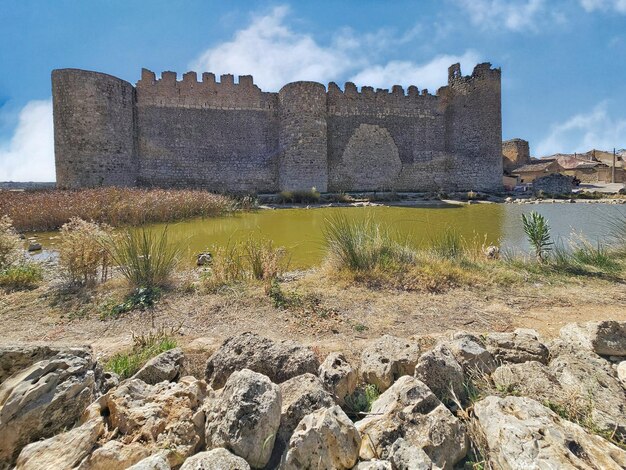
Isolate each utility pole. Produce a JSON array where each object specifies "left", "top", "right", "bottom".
[{"left": 613, "top": 148, "right": 617, "bottom": 184}]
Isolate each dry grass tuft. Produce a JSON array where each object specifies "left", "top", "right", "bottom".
[{"left": 58, "top": 218, "right": 114, "bottom": 286}]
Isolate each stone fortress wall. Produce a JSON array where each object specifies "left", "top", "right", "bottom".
[{"left": 52, "top": 63, "right": 503, "bottom": 192}]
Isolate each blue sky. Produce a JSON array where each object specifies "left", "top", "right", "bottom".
[{"left": 1, "top": 0, "right": 625, "bottom": 181}]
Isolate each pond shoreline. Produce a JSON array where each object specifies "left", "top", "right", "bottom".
[{"left": 260, "top": 196, "right": 626, "bottom": 210}]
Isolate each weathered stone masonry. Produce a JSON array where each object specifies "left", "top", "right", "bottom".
[{"left": 52, "top": 63, "right": 502, "bottom": 192}]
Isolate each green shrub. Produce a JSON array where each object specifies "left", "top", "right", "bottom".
[
  {"left": 430, "top": 228, "right": 464, "bottom": 260},
  {"left": 104, "top": 286, "right": 162, "bottom": 318},
  {"left": 105, "top": 330, "right": 177, "bottom": 379},
  {"left": 267, "top": 279, "right": 302, "bottom": 309},
  {"left": 343, "top": 384, "right": 380, "bottom": 418},
  {"left": 521, "top": 211, "right": 552, "bottom": 263},
  {"left": 323, "top": 215, "right": 414, "bottom": 271},
  {"left": 0, "top": 264, "right": 43, "bottom": 290},
  {"left": 58, "top": 218, "right": 114, "bottom": 286},
  {"left": 107, "top": 226, "right": 180, "bottom": 289},
  {"left": 571, "top": 238, "right": 619, "bottom": 272}
]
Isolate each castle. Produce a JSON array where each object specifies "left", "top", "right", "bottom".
[{"left": 52, "top": 63, "right": 502, "bottom": 193}]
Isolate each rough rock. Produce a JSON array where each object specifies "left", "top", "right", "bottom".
[
  {"left": 360, "top": 335, "right": 420, "bottom": 392},
  {"left": 318, "top": 352, "right": 357, "bottom": 405},
  {"left": 352, "top": 460, "right": 393, "bottom": 469},
  {"left": 205, "top": 369, "right": 281, "bottom": 469},
  {"left": 389, "top": 438, "right": 433, "bottom": 470},
  {"left": 283, "top": 405, "right": 361, "bottom": 470},
  {"left": 549, "top": 351, "right": 626, "bottom": 438},
  {"left": 492, "top": 361, "right": 563, "bottom": 402},
  {"left": 204, "top": 332, "right": 319, "bottom": 389},
  {"left": 560, "top": 321, "right": 626, "bottom": 356},
  {"left": 618, "top": 361, "right": 626, "bottom": 387},
  {"left": 268, "top": 373, "right": 334, "bottom": 467},
  {"left": 483, "top": 330, "right": 549, "bottom": 364},
  {"left": 132, "top": 347, "right": 184, "bottom": 385},
  {"left": 0, "top": 344, "right": 60, "bottom": 384},
  {"left": 179, "top": 448, "right": 250, "bottom": 470},
  {"left": 414, "top": 344, "right": 465, "bottom": 402},
  {"left": 76, "top": 441, "right": 150, "bottom": 469},
  {"left": 127, "top": 454, "right": 171, "bottom": 470},
  {"left": 446, "top": 333, "right": 496, "bottom": 374},
  {"left": 79, "top": 376, "right": 206, "bottom": 468},
  {"left": 15, "top": 418, "right": 104, "bottom": 470},
  {"left": 0, "top": 348, "right": 98, "bottom": 468},
  {"left": 474, "top": 396, "right": 626, "bottom": 469},
  {"left": 355, "top": 376, "right": 467, "bottom": 469}
]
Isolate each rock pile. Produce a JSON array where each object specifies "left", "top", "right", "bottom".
[{"left": 0, "top": 321, "right": 625, "bottom": 469}]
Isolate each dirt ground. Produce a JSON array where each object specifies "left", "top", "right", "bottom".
[{"left": 2, "top": 268, "right": 625, "bottom": 365}]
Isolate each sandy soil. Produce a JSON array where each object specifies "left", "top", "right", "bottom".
[{"left": 1, "top": 269, "right": 625, "bottom": 363}]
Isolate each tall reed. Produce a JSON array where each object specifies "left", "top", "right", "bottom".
[{"left": 0, "top": 188, "right": 235, "bottom": 232}]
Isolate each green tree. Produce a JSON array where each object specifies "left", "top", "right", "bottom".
[{"left": 521, "top": 211, "right": 552, "bottom": 263}]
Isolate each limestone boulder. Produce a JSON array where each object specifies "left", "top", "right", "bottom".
[
  {"left": 205, "top": 369, "right": 281, "bottom": 469},
  {"left": 360, "top": 335, "right": 420, "bottom": 392},
  {"left": 283, "top": 405, "right": 361, "bottom": 470},
  {"left": 560, "top": 321, "right": 626, "bottom": 356},
  {"left": 15, "top": 418, "right": 104, "bottom": 470},
  {"left": 0, "top": 348, "right": 98, "bottom": 468},
  {"left": 549, "top": 351, "right": 626, "bottom": 439},
  {"left": 79, "top": 376, "right": 206, "bottom": 468},
  {"left": 127, "top": 454, "right": 171, "bottom": 470},
  {"left": 483, "top": 330, "right": 549, "bottom": 364},
  {"left": 268, "top": 373, "right": 334, "bottom": 467},
  {"left": 319, "top": 352, "right": 357, "bottom": 405},
  {"left": 388, "top": 438, "right": 433, "bottom": 470},
  {"left": 180, "top": 448, "right": 250, "bottom": 470},
  {"left": 491, "top": 361, "right": 563, "bottom": 402},
  {"left": 474, "top": 396, "right": 626, "bottom": 469},
  {"left": 447, "top": 333, "right": 497, "bottom": 374},
  {"left": 414, "top": 344, "right": 465, "bottom": 402},
  {"left": 204, "top": 332, "right": 319, "bottom": 389},
  {"left": 132, "top": 347, "right": 184, "bottom": 385},
  {"left": 355, "top": 376, "right": 467, "bottom": 469}
]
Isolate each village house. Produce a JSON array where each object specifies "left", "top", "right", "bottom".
[{"left": 511, "top": 160, "right": 564, "bottom": 184}]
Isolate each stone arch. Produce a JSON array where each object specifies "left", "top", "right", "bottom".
[{"left": 340, "top": 124, "right": 402, "bottom": 190}]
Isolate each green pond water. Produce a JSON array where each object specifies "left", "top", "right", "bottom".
[{"left": 32, "top": 203, "right": 626, "bottom": 268}]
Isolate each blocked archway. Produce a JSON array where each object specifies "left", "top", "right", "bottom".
[{"left": 340, "top": 124, "right": 402, "bottom": 190}]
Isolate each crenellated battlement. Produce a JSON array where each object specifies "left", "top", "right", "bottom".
[
  {"left": 444, "top": 62, "right": 501, "bottom": 92},
  {"left": 136, "top": 68, "right": 278, "bottom": 110},
  {"left": 326, "top": 81, "right": 438, "bottom": 118}
]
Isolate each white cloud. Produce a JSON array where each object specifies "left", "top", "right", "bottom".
[
  {"left": 349, "top": 51, "right": 482, "bottom": 91},
  {"left": 191, "top": 5, "right": 480, "bottom": 93},
  {"left": 190, "top": 6, "right": 357, "bottom": 91},
  {"left": 0, "top": 99, "right": 55, "bottom": 182},
  {"left": 580, "top": 0, "right": 626, "bottom": 13},
  {"left": 536, "top": 102, "right": 626, "bottom": 156},
  {"left": 454, "top": 0, "right": 546, "bottom": 31}
]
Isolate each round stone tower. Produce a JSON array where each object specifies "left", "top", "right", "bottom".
[
  {"left": 52, "top": 69, "right": 137, "bottom": 188},
  {"left": 278, "top": 81, "right": 328, "bottom": 192}
]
